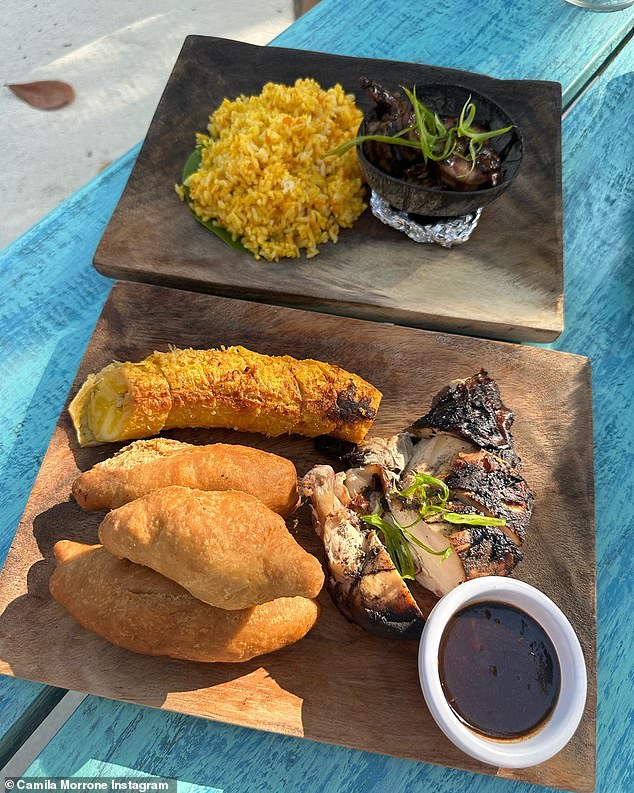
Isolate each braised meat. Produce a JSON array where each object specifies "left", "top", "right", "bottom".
[
  {"left": 359, "top": 77, "right": 420, "bottom": 175},
  {"left": 358, "top": 80, "right": 507, "bottom": 191}
]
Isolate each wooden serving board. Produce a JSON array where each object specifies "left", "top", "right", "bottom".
[
  {"left": 94, "top": 36, "right": 563, "bottom": 344},
  {"left": 0, "top": 283, "right": 594, "bottom": 791}
]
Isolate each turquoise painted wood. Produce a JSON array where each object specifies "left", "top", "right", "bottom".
[
  {"left": 19, "top": 43, "right": 634, "bottom": 793},
  {"left": 552, "top": 42, "right": 634, "bottom": 793},
  {"left": 272, "top": 0, "right": 634, "bottom": 109},
  {"left": 0, "top": 149, "right": 136, "bottom": 756},
  {"left": 22, "top": 694, "right": 583, "bottom": 793},
  {"left": 0, "top": 146, "right": 139, "bottom": 567},
  {"left": 0, "top": 0, "right": 632, "bottom": 785},
  {"left": 0, "top": 681, "right": 64, "bottom": 767}
]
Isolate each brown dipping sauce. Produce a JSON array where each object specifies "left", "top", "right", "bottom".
[{"left": 439, "top": 601, "right": 561, "bottom": 739}]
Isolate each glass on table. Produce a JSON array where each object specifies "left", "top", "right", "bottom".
[{"left": 565, "top": 0, "right": 634, "bottom": 10}]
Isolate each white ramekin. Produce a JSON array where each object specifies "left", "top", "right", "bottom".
[{"left": 418, "top": 576, "right": 587, "bottom": 768}]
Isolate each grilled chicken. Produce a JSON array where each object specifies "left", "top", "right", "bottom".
[
  {"left": 302, "top": 465, "right": 425, "bottom": 639},
  {"left": 388, "top": 497, "right": 466, "bottom": 595},
  {"left": 349, "top": 432, "right": 415, "bottom": 477},
  {"left": 409, "top": 369, "right": 520, "bottom": 468},
  {"left": 449, "top": 525, "right": 522, "bottom": 580},
  {"left": 303, "top": 371, "right": 533, "bottom": 639},
  {"left": 388, "top": 495, "right": 522, "bottom": 597},
  {"left": 402, "top": 431, "right": 475, "bottom": 483},
  {"left": 445, "top": 450, "right": 533, "bottom": 544}
]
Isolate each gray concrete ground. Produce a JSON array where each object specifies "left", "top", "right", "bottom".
[{"left": 0, "top": 1, "right": 295, "bottom": 248}]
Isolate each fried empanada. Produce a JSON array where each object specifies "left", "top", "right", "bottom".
[
  {"left": 72, "top": 438, "right": 299, "bottom": 516},
  {"left": 98, "top": 486, "right": 324, "bottom": 609},
  {"left": 50, "top": 541, "right": 319, "bottom": 662}
]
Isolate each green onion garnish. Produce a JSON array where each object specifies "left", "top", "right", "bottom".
[
  {"left": 327, "top": 92, "right": 512, "bottom": 170},
  {"left": 359, "top": 468, "right": 507, "bottom": 578},
  {"left": 441, "top": 513, "right": 507, "bottom": 527},
  {"left": 360, "top": 514, "right": 418, "bottom": 580},
  {"left": 396, "top": 472, "right": 506, "bottom": 528}
]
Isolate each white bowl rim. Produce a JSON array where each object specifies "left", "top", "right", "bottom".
[{"left": 418, "top": 576, "right": 587, "bottom": 768}]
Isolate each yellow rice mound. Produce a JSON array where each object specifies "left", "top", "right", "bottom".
[{"left": 177, "top": 78, "right": 366, "bottom": 262}]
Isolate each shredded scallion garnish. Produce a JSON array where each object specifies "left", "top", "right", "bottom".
[
  {"left": 360, "top": 514, "right": 418, "bottom": 580},
  {"left": 360, "top": 470, "right": 507, "bottom": 579},
  {"left": 327, "top": 91, "right": 512, "bottom": 170},
  {"left": 397, "top": 472, "right": 507, "bottom": 527}
]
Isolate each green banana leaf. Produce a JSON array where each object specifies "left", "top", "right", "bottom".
[{"left": 181, "top": 149, "right": 249, "bottom": 254}]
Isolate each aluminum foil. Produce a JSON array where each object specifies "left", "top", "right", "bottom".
[{"left": 370, "top": 191, "right": 482, "bottom": 248}]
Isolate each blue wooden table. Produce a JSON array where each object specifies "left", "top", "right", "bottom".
[{"left": 1, "top": 0, "right": 633, "bottom": 790}]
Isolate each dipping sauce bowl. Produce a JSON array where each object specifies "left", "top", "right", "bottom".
[{"left": 418, "top": 576, "right": 587, "bottom": 768}]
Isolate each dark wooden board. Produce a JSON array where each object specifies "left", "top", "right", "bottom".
[
  {"left": 0, "top": 282, "right": 594, "bottom": 791},
  {"left": 94, "top": 36, "right": 563, "bottom": 344}
]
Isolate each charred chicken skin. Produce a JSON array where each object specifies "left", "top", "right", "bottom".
[
  {"left": 301, "top": 465, "right": 425, "bottom": 639},
  {"left": 303, "top": 371, "right": 533, "bottom": 639},
  {"left": 409, "top": 369, "right": 520, "bottom": 467}
]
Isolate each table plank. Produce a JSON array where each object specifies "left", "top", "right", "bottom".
[
  {"left": 0, "top": 681, "right": 64, "bottom": 768},
  {"left": 14, "top": 38, "right": 634, "bottom": 793},
  {"left": 550, "top": 42, "right": 634, "bottom": 793},
  {"left": 19, "top": 696, "right": 581, "bottom": 793},
  {"left": 273, "top": 0, "right": 634, "bottom": 108}
]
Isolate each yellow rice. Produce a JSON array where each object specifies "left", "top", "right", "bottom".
[{"left": 177, "top": 78, "right": 366, "bottom": 262}]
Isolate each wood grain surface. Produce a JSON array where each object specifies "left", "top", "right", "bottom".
[
  {"left": 0, "top": 282, "right": 595, "bottom": 791},
  {"left": 94, "top": 36, "right": 563, "bottom": 344}
]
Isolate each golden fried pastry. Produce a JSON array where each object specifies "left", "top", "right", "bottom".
[
  {"left": 98, "top": 486, "right": 324, "bottom": 609},
  {"left": 72, "top": 438, "right": 299, "bottom": 516},
  {"left": 50, "top": 541, "right": 319, "bottom": 662},
  {"left": 69, "top": 345, "right": 381, "bottom": 447}
]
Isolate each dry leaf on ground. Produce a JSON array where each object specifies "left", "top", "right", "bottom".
[{"left": 7, "top": 80, "right": 75, "bottom": 110}]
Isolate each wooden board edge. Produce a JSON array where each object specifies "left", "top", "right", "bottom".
[
  {"left": 577, "top": 357, "right": 597, "bottom": 793},
  {"left": 183, "top": 35, "right": 566, "bottom": 95},
  {"left": 0, "top": 662, "right": 594, "bottom": 793},
  {"left": 109, "top": 280, "right": 580, "bottom": 362},
  {"left": 91, "top": 268, "right": 565, "bottom": 345}
]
